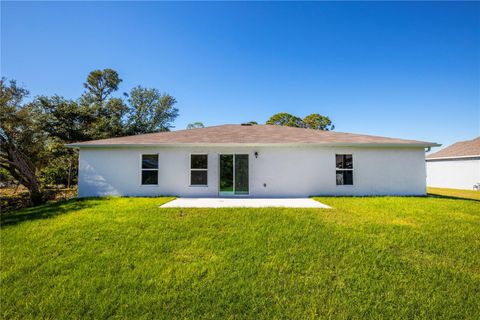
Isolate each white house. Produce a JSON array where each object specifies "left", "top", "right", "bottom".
[
  {"left": 67, "top": 124, "right": 439, "bottom": 198},
  {"left": 426, "top": 137, "right": 480, "bottom": 190}
]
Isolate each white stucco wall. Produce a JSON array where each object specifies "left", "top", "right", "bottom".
[
  {"left": 426, "top": 158, "right": 480, "bottom": 190},
  {"left": 77, "top": 146, "right": 427, "bottom": 197}
]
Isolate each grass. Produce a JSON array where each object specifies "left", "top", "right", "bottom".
[
  {"left": 1, "top": 196, "right": 479, "bottom": 319},
  {"left": 428, "top": 187, "right": 480, "bottom": 201}
]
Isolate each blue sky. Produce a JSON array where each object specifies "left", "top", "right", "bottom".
[{"left": 2, "top": 1, "right": 479, "bottom": 148}]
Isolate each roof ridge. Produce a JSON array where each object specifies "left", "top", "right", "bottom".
[
  {"left": 66, "top": 124, "right": 440, "bottom": 147},
  {"left": 68, "top": 124, "right": 242, "bottom": 144}
]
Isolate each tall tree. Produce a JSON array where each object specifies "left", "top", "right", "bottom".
[
  {"left": 186, "top": 122, "right": 205, "bottom": 129},
  {"left": 87, "top": 97, "right": 129, "bottom": 139},
  {"left": 0, "top": 79, "right": 46, "bottom": 204},
  {"left": 28, "top": 95, "right": 94, "bottom": 188},
  {"left": 127, "top": 86, "right": 178, "bottom": 134},
  {"left": 82, "top": 69, "right": 122, "bottom": 103},
  {"left": 80, "top": 69, "right": 128, "bottom": 139},
  {"left": 266, "top": 112, "right": 304, "bottom": 128},
  {"left": 1, "top": 70, "right": 180, "bottom": 200},
  {"left": 303, "top": 114, "right": 335, "bottom": 131}
]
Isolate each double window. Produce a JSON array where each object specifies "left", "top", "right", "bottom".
[
  {"left": 336, "top": 154, "right": 353, "bottom": 185},
  {"left": 190, "top": 154, "right": 208, "bottom": 186},
  {"left": 141, "top": 154, "right": 159, "bottom": 185}
]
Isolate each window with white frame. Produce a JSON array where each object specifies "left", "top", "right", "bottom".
[
  {"left": 336, "top": 154, "right": 353, "bottom": 185},
  {"left": 190, "top": 154, "right": 208, "bottom": 186},
  {"left": 141, "top": 154, "right": 159, "bottom": 185}
]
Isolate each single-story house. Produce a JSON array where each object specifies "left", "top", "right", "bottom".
[
  {"left": 426, "top": 137, "right": 480, "bottom": 190},
  {"left": 67, "top": 124, "right": 439, "bottom": 197}
]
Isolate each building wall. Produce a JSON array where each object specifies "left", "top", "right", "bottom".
[
  {"left": 426, "top": 158, "right": 480, "bottom": 190},
  {"left": 78, "top": 146, "right": 427, "bottom": 197}
]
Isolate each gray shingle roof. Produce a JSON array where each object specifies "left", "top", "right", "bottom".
[
  {"left": 67, "top": 124, "right": 439, "bottom": 147},
  {"left": 427, "top": 137, "right": 480, "bottom": 159}
]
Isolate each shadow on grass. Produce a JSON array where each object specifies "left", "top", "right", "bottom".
[
  {"left": 427, "top": 193, "right": 480, "bottom": 203},
  {"left": 0, "top": 197, "right": 100, "bottom": 228}
]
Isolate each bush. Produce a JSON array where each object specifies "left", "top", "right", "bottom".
[
  {"left": 0, "top": 168, "right": 15, "bottom": 188},
  {"left": 0, "top": 186, "right": 77, "bottom": 213},
  {"left": 40, "top": 159, "right": 78, "bottom": 186},
  {"left": 39, "top": 141, "right": 78, "bottom": 186}
]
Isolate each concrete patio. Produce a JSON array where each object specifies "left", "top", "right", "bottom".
[{"left": 160, "top": 198, "right": 331, "bottom": 208}]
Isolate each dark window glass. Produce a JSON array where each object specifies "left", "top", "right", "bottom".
[
  {"left": 142, "top": 170, "right": 158, "bottom": 185},
  {"left": 219, "top": 155, "right": 234, "bottom": 192},
  {"left": 344, "top": 155, "right": 353, "bottom": 169},
  {"left": 336, "top": 170, "right": 353, "bottom": 185},
  {"left": 191, "top": 154, "right": 208, "bottom": 169},
  {"left": 336, "top": 154, "right": 344, "bottom": 169},
  {"left": 142, "top": 154, "right": 158, "bottom": 169},
  {"left": 234, "top": 154, "right": 249, "bottom": 194},
  {"left": 343, "top": 171, "right": 353, "bottom": 185},
  {"left": 336, "top": 154, "right": 353, "bottom": 169},
  {"left": 191, "top": 170, "right": 208, "bottom": 185}
]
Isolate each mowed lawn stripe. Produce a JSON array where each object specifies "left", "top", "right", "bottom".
[
  {"left": 1, "top": 196, "right": 479, "bottom": 319},
  {"left": 427, "top": 187, "right": 480, "bottom": 201}
]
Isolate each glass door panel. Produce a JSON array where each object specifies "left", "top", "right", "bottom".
[
  {"left": 219, "top": 154, "right": 234, "bottom": 195},
  {"left": 234, "top": 154, "right": 249, "bottom": 195}
]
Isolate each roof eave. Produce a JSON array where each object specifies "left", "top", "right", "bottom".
[
  {"left": 426, "top": 154, "right": 480, "bottom": 160},
  {"left": 66, "top": 142, "right": 440, "bottom": 148}
]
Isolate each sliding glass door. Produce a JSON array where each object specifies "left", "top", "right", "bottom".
[
  {"left": 234, "top": 154, "right": 249, "bottom": 195},
  {"left": 219, "top": 155, "right": 234, "bottom": 195},
  {"left": 219, "top": 154, "right": 249, "bottom": 196}
]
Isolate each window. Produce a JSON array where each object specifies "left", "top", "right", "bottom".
[
  {"left": 141, "top": 154, "right": 158, "bottom": 185},
  {"left": 190, "top": 154, "right": 208, "bottom": 186},
  {"left": 336, "top": 154, "right": 353, "bottom": 185}
]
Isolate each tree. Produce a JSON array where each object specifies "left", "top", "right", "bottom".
[
  {"left": 82, "top": 69, "right": 122, "bottom": 103},
  {"left": 266, "top": 113, "right": 304, "bottom": 128},
  {"left": 31, "top": 95, "right": 91, "bottom": 142},
  {"left": 303, "top": 113, "right": 335, "bottom": 131},
  {"left": 80, "top": 69, "right": 129, "bottom": 139},
  {"left": 245, "top": 121, "right": 258, "bottom": 125},
  {"left": 1, "top": 70, "right": 180, "bottom": 202},
  {"left": 27, "top": 70, "right": 129, "bottom": 189},
  {"left": 39, "top": 138, "right": 78, "bottom": 187},
  {"left": 127, "top": 86, "right": 178, "bottom": 134},
  {"left": 86, "top": 97, "right": 129, "bottom": 139},
  {"left": 266, "top": 112, "right": 335, "bottom": 131},
  {"left": 0, "top": 79, "right": 47, "bottom": 204},
  {"left": 186, "top": 122, "right": 205, "bottom": 129}
]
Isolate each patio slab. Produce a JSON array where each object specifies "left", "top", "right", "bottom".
[{"left": 160, "top": 198, "right": 331, "bottom": 208}]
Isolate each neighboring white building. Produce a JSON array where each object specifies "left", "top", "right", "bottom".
[
  {"left": 426, "top": 137, "right": 480, "bottom": 190},
  {"left": 67, "top": 124, "right": 439, "bottom": 198}
]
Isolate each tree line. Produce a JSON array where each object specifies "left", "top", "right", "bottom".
[
  {"left": 188, "top": 113, "right": 334, "bottom": 131},
  {"left": 1, "top": 69, "right": 178, "bottom": 204}
]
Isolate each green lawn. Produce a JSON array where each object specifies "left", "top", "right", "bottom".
[
  {"left": 428, "top": 187, "right": 480, "bottom": 201},
  {"left": 1, "top": 196, "right": 479, "bottom": 319}
]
